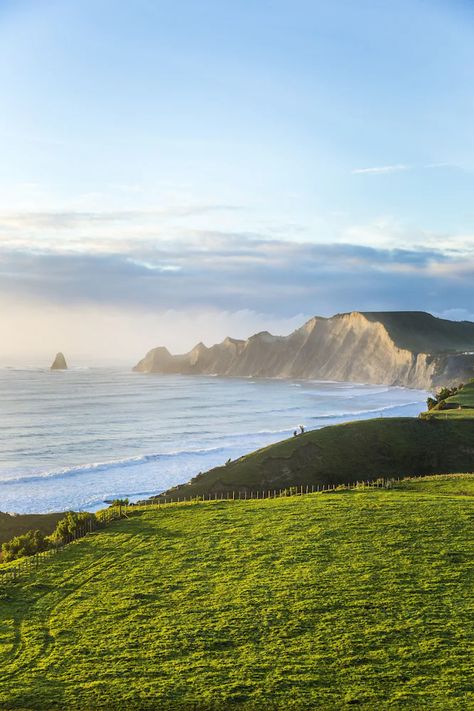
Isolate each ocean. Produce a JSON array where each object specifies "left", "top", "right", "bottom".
[{"left": 0, "top": 368, "right": 428, "bottom": 513}]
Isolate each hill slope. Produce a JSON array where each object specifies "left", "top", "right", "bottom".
[
  {"left": 1, "top": 476, "right": 473, "bottom": 710},
  {"left": 133, "top": 311, "right": 474, "bottom": 388},
  {"left": 423, "top": 379, "right": 474, "bottom": 420},
  {"left": 0, "top": 511, "right": 65, "bottom": 547},
  {"left": 155, "top": 417, "right": 474, "bottom": 499},
  {"left": 446, "top": 379, "right": 474, "bottom": 408}
]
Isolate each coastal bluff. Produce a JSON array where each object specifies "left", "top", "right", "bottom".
[
  {"left": 50, "top": 352, "right": 68, "bottom": 370},
  {"left": 133, "top": 311, "right": 474, "bottom": 389}
]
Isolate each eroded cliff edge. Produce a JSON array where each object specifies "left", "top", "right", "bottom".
[{"left": 133, "top": 311, "right": 474, "bottom": 388}]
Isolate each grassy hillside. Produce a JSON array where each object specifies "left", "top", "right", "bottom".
[
  {"left": 0, "top": 512, "right": 65, "bottom": 547},
  {"left": 445, "top": 379, "right": 474, "bottom": 407},
  {"left": 362, "top": 311, "right": 474, "bottom": 353},
  {"left": 426, "top": 408, "right": 474, "bottom": 419},
  {"left": 157, "top": 417, "right": 474, "bottom": 499},
  {"left": 425, "top": 380, "right": 474, "bottom": 420},
  {"left": 0, "top": 475, "right": 473, "bottom": 710}
]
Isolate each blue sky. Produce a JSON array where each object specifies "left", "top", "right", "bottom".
[{"left": 0, "top": 0, "right": 473, "bottom": 361}]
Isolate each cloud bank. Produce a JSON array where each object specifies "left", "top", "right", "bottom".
[
  {"left": 0, "top": 234, "right": 471, "bottom": 312},
  {"left": 0, "top": 216, "right": 472, "bottom": 363}
]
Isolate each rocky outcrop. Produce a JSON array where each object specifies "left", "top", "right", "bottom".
[
  {"left": 50, "top": 352, "right": 68, "bottom": 370},
  {"left": 133, "top": 311, "right": 474, "bottom": 389}
]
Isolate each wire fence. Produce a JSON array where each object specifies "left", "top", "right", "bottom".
[
  {"left": 141, "top": 476, "right": 403, "bottom": 506},
  {"left": 0, "top": 505, "right": 122, "bottom": 584},
  {"left": 0, "top": 475, "right": 417, "bottom": 584}
]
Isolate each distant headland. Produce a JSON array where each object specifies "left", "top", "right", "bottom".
[{"left": 133, "top": 311, "right": 474, "bottom": 389}]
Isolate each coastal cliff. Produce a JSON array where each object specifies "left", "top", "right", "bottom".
[{"left": 133, "top": 311, "right": 474, "bottom": 388}]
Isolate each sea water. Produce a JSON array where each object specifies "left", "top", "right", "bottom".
[{"left": 0, "top": 368, "right": 428, "bottom": 513}]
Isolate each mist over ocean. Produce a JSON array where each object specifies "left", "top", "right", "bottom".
[{"left": 0, "top": 368, "right": 428, "bottom": 513}]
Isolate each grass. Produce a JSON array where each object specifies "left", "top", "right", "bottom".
[
  {"left": 159, "top": 417, "right": 474, "bottom": 498},
  {"left": 362, "top": 311, "right": 474, "bottom": 354},
  {"left": 0, "top": 475, "right": 473, "bottom": 710},
  {"left": 445, "top": 380, "right": 474, "bottom": 408},
  {"left": 0, "top": 512, "right": 65, "bottom": 548},
  {"left": 425, "top": 380, "right": 474, "bottom": 421},
  {"left": 426, "top": 408, "right": 474, "bottom": 420},
  {"left": 393, "top": 472, "right": 474, "bottom": 495}
]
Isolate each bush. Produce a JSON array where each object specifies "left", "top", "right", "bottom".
[
  {"left": 426, "top": 384, "right": 463, "bottom": 411},
  {"left": 1, "top": 512, "right": 100, "bottom": 563},
  {"left": 48, "top": 511, "right": 98, "bottom": 546},
  {"left": 2, "top": 529, "right": 48, "bottom": 563}
]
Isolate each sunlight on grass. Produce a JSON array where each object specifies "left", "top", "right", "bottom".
[{"left": 0, "top": 475, "right": 473, "bottom": 709}]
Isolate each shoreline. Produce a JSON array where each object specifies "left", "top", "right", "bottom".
[{"left": 0, "top": 373, "right": 428, "bottom": 515}]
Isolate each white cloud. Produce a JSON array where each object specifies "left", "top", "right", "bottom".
[
  {"left": 352, "top": 164, "right": 410, "bottom": 175},
  {"left": 127, "top": 259, "right": 182, "bottom": 272},
  {"left": 343, "top": 219, "right": 474, "bottom": 256}
]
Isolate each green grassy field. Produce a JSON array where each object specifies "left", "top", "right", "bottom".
[
  {"left": 426, "top": 408, "right": 474, "bottom": 420},
  {"left": 157, "top": 417, "right": 474, "bottom": 499},
  {"left": 1, "top": 475, "right": 473, "bottom": 710}
]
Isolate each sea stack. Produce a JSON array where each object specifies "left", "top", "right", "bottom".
[{"left": 50, "top": 352, "right": 68, "bottom": 370}]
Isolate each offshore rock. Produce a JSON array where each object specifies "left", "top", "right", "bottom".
[{"left": 50, "top": 352, "right": 68, "bottom": 370}]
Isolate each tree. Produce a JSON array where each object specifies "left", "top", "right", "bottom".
[
  {"left": 2, "top": 530, "right": 47, "bottom": 562},
  {"left": 110, "top": 498, "right": 129, "bottom": 516},
  {"left": 426, "top": 384, "right": 463, "bottom": 410},
  {"left": 48, "top": 511, "right": 97, "bottom": 545}
]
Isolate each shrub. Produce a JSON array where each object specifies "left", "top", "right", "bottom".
[
  {"left": 426, "top": 384, "right": 463, "bottom": 411},
  {"left": 2, "top": 529, "right": 48, "bottom": 563},
  {"left": 48, "top": 511, "right": 98, "bottom": 546},
  {"left": 109, "top": 499, "right": 129, "bottom": 515}
]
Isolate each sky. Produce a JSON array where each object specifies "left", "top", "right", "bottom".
[{"left": 0, "top": 0, "right": 473, "bottom": 364}]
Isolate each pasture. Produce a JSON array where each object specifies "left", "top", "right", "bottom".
[{"left": 0, "top": 475, "right": 473, "bottom": 709}]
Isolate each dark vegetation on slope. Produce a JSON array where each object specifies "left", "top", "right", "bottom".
[
  {"left": 153, "top": 417, "right": 474, "bottom": 500},
  {"left": 445, "top": 378, "right": 474, "bottom": 407},
  {"left": 0, "top": 512, "right": 64, "bottom": 547},
  {"left": 0, "top": 476, "right": 472, "bottom": 710},
  {"left": 0, "top": 507, "right": 126, "bottom": 563},
  {"left": 362, "top": 311, "right": 474, "bottom": 353},
  {"left": 424, "top": 378, "right": 474, "bottom": 420}
]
